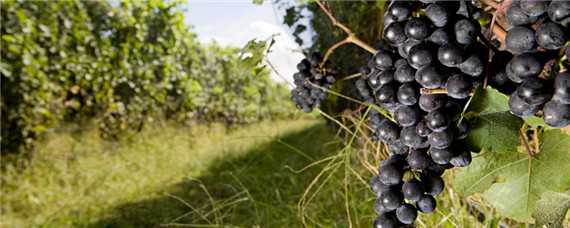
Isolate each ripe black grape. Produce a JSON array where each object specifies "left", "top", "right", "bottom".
[
  {"left": 407, "top": 149, "right": 430, "bottom": 170},
  {"left": 402, "top": 179, "right": 424, "bottom": 202},
  {"left": 505, "top": 26, "right": 536, "bottom": 54},
  {"left": 426, "top": 109, "right": 450, "bottom": 132},
  {"left": 379, "top": 164, "right": 404, "bottom": 186},
  {"left": 535, "top": 22, "right": 567, "bottom": 50},
  {"left": 454, "top": 19, "right": 480, "bottom": 45},
  {"left": 397, "top": 83, "right": 419, "bottom": 105},
  {"left": 543, "top": 100, "right": 570, "bottom": 128},
  {"left": 507, "top": 3, "right": 538, "bottom": 27},
  {"left": 428, "top": 129, "right": 454, "bottom": 149},
  {"left": 405, "top": 18, "right": 431, "bottom": 40},
  {"left": 394, "top": 61, "right": 417, "bottom": 83},
  {"left": 430, "top": 147, "right": 453, "bottom": 165},
  {"left": 553, "top": 72, "right": 570, "bottom": 104},
  {"left": 373, "top": 212, "right": 398, "bottom": 228},
  {"left": 396, "top": 203, "right": 418, "bottom": 224},
  {"left": 395, "top": 105, "right": 420, "bottom": 127},
  {"left": 416, "top": 65, "right": 446, "bottom": 89},
  {"left": 384, "top": 22, "right": 407, "bottom": 46},
  {"left": 520, "top": 0, "right": 547, "bottom": 17},
  {"left": 377, "top": 119, "right": 401, "bottom": 142},
  {"left": 446, "top": 74, "right": 472, "bottom": 99},
  {"left": 450, "top": 151, "right": 473, "bottom": 167},
  {"left": 438, "top": 44, "right": 465, "bottom": 67},
  {"left": 422, "top": 173, "right": 444, "bottom": 196},
  {"left": 419, "top": 94, "right": 447, "bottom": 112},
  {"left": 380, "top": 188, "right": 404, "bottom": 210},
  {"left": 547, "top": 1, "right": 570, "bottom": 24},
  {"left": 425, "top": 3, "right": 450, "bottom": 27},
  {"left": 401, "top": 126, "right": 429, "bottom": 149},
  {"left": 416, "top": 194, "right": 436, "bottom": 213}
]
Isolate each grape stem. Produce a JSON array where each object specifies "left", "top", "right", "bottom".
[
  {"left": 314, "top": 0, "right": 377, "bottom": 67},
  {"left": 420, "top": 88, "right": 475, "bottom": 96}
]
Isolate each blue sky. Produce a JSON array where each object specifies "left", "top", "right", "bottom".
[{"left": 185, "top": 0, "right": 307, "bottom": 85}]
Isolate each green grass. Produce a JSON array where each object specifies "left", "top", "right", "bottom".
[{"left": 2, "top": 118, "right": 508, "bottom": 227}]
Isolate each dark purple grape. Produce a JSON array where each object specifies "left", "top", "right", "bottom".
[
  {"left": 430, "top": 147, "right": 453, "bottom": 165},
  {"left": 408, "top": 43, "right": 435, "bottom": 69},
  {"left": 438, "top": 44, "right": 465, "bottom": 67},
  {"left": 509, "top": 53, "right": 542, "bottom": 78},
  {"left": 376, "top": 84, "right": 398, "bottom": 104},
  {"left": 398, "top": 39, "right": 422, "bottom": 59},
  {"left": 422, "top": 173, "right": 444, "bottom": 196},
  {"left": 428, "top": 129, "right": 454, "bottom": 149},
  {"left": 450, "top": 151, "right": 472, "bottom": 167},
  {"left": 379, "top": 164, "right": 404, "bottom": 186},
  {"left": 373, "top": 213, "right": 398, "bottom": 228},
  {"left": 402, "top": 179, "right": 425, "bottom": 202},
  {"left": 419, "top": 94, "right": 447, "bottom": 112},
  {"left": 446, "top": 74, "right": 472, "bottom": 99},
  {"left": 459, "top": 55, "right": 484, "bottom": 77},
  {"left": 371, "top": 175, "right": 391, "bottom": 196},
  {"left": 426, "top": 109, "right": 451, "bottom": 132},
  {"left": 416, "top": 120, "right": 432, "bottom": 137},
  {"left": 454, "top": 19, "right": 480, "bottom": 45},
  {"left": 377, "top": 119, "right": 401, "bottom": 142},
  {"left": 405, "top": 18, "right": 431, "bottom": 40},
  {"left": 507, "top": 3, "right": 538, "bottom": 26},
  {"left": 396, "top": 204, "right": 418, "bottom": 225},
  {"left": 505, "top": 26, "right": 537, "bottom": 54},
  {"left": 374, "top": 52, "right": 395, "bottom": 70},
  {"left": 547, "top": 1, "right": 570, "bottom": 24},
  {"left": 380, "top": 188, "right": 404, "bottom": 210},
  {"left": 385, "top": 22, "right": 407, "bottom": 46},
  {"left": 425, "top": 3, "right": 450, "bottom": 27},
  {"left": 397, "top": 83, "right": 419, "bottom": 105},
  {"left": 387, "top": 1, "right": 412, "bottom": 22},
  {"left": 395, "top": 62, "right": 416, "bottom": 83},
  {"left": 416, "top": 194, "right": 436, "bottom": 213},
  {"left": 416, "top": 65, "right": 446, "bottom": 89},
  {"left": 428, "top": 28, "right": 451, "bottom": 46},
  {"left": 407, "top": 149, "right": 430, "bottom": 170},
  {"left": 401, "top": 126, "right": 429, "bottom": 149},
  {"left": 535, "top": 22, "right": 567, "bottom": 50},
  {"left": 374, "top": 198, "right": 389, "bottom": 214},
  {"left": 378, "top": 70, "right": 395, "bottom": 86},
  {"left": 515, "top": 78, "right": 551, "bottom": 105},
  {"left": 508, "top": 93, "right": 540, "bottom": 117},
  {"left": 389, "top": 139, "right": 410, "bottom": 155},
  {"left": 395, "top": 105, "right": 420, "bottom": 127},
  {"left": 543, "top": 100, "right": 570, "bottom": 128},
  {"left": 553, "top": 72, "right": 570, "bottom": 104},
  {"left": 520, "top": 0, "right": 547, "bottom": 17}
]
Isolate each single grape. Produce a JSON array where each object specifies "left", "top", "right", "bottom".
[
  {"left": 508, "top": 53, "right": 542, "bottom": 78},
  {"left": 398, "top": 39, "right": 422, "bottom": 59},
  {"left": 371, "top": 175, "right": 392, "bottom": 196},
  {"left": 376, "top": 84, "right": 398, "bottom": 104},
  {"left": 446, "top": 74, "right": 472, "bottom": 99},
  {"left": 402, "top": 179, "right": 425, "bottom": 202},
  {"left": 405, "top": 18, "right": 431, "bottom": 40},
  {"left": 416, "top": 194, "right": 437, "bottom": 213},
  {"left": 443, "top": 101, "right": 462, "bottom": 122},
  {"left": 397, "top": 83, "right": 420, "bottom": 105},
  {"left": 384, "top": 22, "right": 407, "bottom": 46},
  {"left": 378, "top": 70, "right": 395, "bottom": 86},
  {"left": 438, "top": 44, "right": 465, "bottom": 67},
  {"left": 396, "top": 203, "right": 418, "bottom": 225},
  {"left": 426, "top": 109, "right": 451, "bottom": 132},
  {"left": 408, "top": 43, "right": 435, "bottom": 69},
  {"left": 394, "top": 58, "right": 408, "bottom": 69},
  {"left": 407, "top": 149, "right": 430, "bottom": 170},
  {"left": 508, "top": 93, "right": 540, "bottom": 117},
  {"left": 553, "top": 72, "right": 570, "bottom": 104},
  {"left": 450, "top": 151, "right": 472, "bottom": 167},
  {"left": 459, "top": 55, "right": 484, "bottom": 77},
  {"left": 520, "top": 0, "right": 547, "bottom": 17},
  {"left": 380, "top": 188, "right": 404, "bottom": 210},
  {"left": 535, "top": 22, "right": 567, "bottom": 50},
  {"left": 374, "top": 52, "right": 395, "bottom": 70},
  {"left": 395, "top": 105, "right": 420, "bottom": 127},
  {"left": 395, "top": 62, "right": 417, "bottom": 83},
  {"left": 387, "top": 1, "right": 412, "bottom": 22},
  {"left": 401, "top": 126, "right": 429, "bottom": 149},
  {"left": 422, "top": 173, "right": 444, "bottom": 196},
  {"left": 419, "top": 94, "right": 447, "bottom": 112},
  {"left": 507, "top": 3, "right": 538, "bottom": 26},
  {"left": 373, "top": 212, "right": 398, "bottom": 228},
  {"left": 389, "top": 139, "right": 410, "bottom": 155},
  {"left": 428, "top": 28, "right": 451, "bottom": 46},
  {"left": 416, "top": 120, "right": 432, "bottom": 137},
  {"left": 425, "top": 3, "right": 450, "bottom": 27},
  {"left": 416, "top": 65, "right": 446, "bottom": 89},
  {"left": 377, "top": 119, "right": 401, "bottom": 142},
  {"left": 374, "top": 197, "right": 389, "bottom": 214},
  {"left": 515, "top": 78, "right": 551, "bottom": 105},
  {"left": 506, "top": 60, "right": 524, "bottom": 83},
  {"left": 379, "top": 164, "right": 404, "bottom": 186},
  {"left": 505, "top": 26, "right": 537, "bottom": 54},
  {"left": 454, "top": 18, "right": 480, "bottom": 45},
  {"left": 547, "top": 1, "right": 570, "bottom": 24},
  {"left": 430, "top": 147, "right": 453, "bottom": 165},
  {"left": 428, "top": 129, "right": 454, "bottom": 149},
  {"left": 543, "top": 100, "right": 570, "bottom": 128}
]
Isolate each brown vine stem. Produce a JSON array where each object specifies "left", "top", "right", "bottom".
[
  {"left": 315, "top": 0, "right": 377, "bottom": 67},
  {"left": 420, "top": 88, "right": 476, "bottom": 96}
]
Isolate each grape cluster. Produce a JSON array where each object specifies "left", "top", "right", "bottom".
[
  {"left": 361, "top": 1, "right": 487, "bottom": 226},
  {"left": 500, "top": 0, "right": 570, "bottom": 127},
  {"left": 291, "top": 53, "right": 337, "bottom": 113}
]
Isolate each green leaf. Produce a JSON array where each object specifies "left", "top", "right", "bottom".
[
  {"left": 467, "top": 87, "right": 510, "bottom": 115},
  {"left": 532, "top": 191, "right": 570, "bottom": 228},
  {"left": 466, "top": 112, "right": 523, "bottom": 153},
  {"left": 456, "top": 130, "right": 570, "bottom": 221}
]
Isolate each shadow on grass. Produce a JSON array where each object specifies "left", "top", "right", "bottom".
[{"left": 89, "top": 123, "right": 372, "bottom": 227}]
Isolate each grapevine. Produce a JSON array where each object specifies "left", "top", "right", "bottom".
[{"left": 288, "top": 0, "right": 570, "bottom": 226}]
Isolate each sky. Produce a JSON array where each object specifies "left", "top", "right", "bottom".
[{"left": 184, "top": 0, "right": 308, "bottom": 85}]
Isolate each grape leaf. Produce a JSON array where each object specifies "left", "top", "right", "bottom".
[
  {"left": 456, "top": 130, "right": 570, "bottom": 221},
  {"left": 466, "top": 87, "right": 510, "bottom": 115},
  {"left": 532, "top": 191, "right": 570, "bottom": 228},
  {"left": 466, "top": 112, "right": 523, "bottom": 154}
]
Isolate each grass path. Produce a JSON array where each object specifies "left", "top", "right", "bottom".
[{"left": 1, "top": 119, "right": 329, "bottom": 227}]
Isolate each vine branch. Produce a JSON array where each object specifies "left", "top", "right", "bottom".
[{"left": 314, "top": 0, "right": 377, "bottom": 67}]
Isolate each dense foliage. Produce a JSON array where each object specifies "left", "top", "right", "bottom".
[
  {"left": 1, "top": 0, "right": 292, "bottom": 155},
  {"left": 278, "top": 0, "right": 570, "bottom": 227}
]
